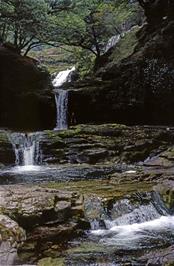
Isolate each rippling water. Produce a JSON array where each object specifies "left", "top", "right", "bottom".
[{"left": 92, "top": 215, "right": 174, "bottom": 248}]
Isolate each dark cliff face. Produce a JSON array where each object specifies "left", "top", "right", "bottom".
[
  {"left": 0, "top": 47, "right": 56, "bottom": 131},
  {"left": 68, "top": 2, "right": 174, "bottom": 126}
]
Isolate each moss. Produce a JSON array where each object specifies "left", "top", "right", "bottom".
[
  {"left": 0, "top": 131, "right": 9, "bottom": 142},
  {"left": 38, "top": 257, "right": 65, "bottom": 266},
  {"left": 109, "top": 26, "right": 139, "bottom": 65},
  {"left": 43, "top": 131, "right": 63, "bottom": 141},
  {"left": 44, "top": 128, "right": 81, "bottom": 139},
  {"left": 160, "top": 189, "right": 174, "bottom": 210},
  {"left": 0, "top": 131, "right": 13, "bottom": 146},
  {"left": 66, "top": 242, "right": 107, "bottom": 255},
  {"left": 44, "top": 124, "right": 126, "bottom": 140},
  {"left": 43, "top": 179, "right": 153, "bottom": 200}
]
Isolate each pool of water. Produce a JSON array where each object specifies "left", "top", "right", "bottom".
[{"left": 0, "top": 163, "right": 131, "bottom": 184}]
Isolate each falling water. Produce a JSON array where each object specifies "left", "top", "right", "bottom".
[
  {"left": 105, "top": 34, "right": 121, "bottom": 52},
  {"left": 9, "top": 133, "right": 41, "bottom": 171},
  {"left": 90, "top": 192, "right": 174, "bottom": 250},
  {"left": 52, "top": 66, "right": 75, "bottom": 87},
  {"left": 54, "top": 90, "right": 68, "bottom": 130},
  {"left": 53, "top": 66, "right": 75, "bottom": 130}
]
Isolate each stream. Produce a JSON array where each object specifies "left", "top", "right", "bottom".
[
  {"left": 0, "top": 129, "right": 174, "bottom": 265},
  {"left": 0, "top": 128, "right": 173, "bottom": 265}
]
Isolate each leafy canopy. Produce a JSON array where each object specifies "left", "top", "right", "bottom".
[
  {"left": 0, "top": 0, "right": 140, "bottom": 58},
  {"left": 53, "top": 0, "right": 138, "bottom": 57},
  {"left": 0, "top": 0, "right": 55, "bottom": 54}
]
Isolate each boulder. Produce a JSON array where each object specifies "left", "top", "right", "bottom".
[
  {"left": 0, "top": 185, "right": 86, "bottom": 264},
  {"left": 154, "top": 181, "right": 174, "bottom": 213},
  {"left": 0, "top": 214, "right": 26, "bottom": 265},
  {"left": 0, "top": 186, "right": 82, "bottom": 229}
]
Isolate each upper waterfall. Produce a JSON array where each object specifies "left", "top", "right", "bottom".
[
  {"left": 53, "top": 66, "right": 75, "bottom": 130},
  {"left": 105, "top": 34, "right": 121, "bottom": 52},
  {"left": 53, "top": 66, "right": 75, "bottom": 88}
]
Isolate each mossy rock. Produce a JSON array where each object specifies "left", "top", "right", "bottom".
[
  {"left": 38, "top": 257, "right": 65, "bottom": 266},
  {"left": 110, "top": 26, "right": 139, "bottom": 65},
  {"left": 66, "top": 242, "right": 107, "bottom": 255},
  {"left": 154, "top": 181, "right": 174, "bottom": 211}
]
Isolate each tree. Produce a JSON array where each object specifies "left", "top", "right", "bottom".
[
  {"left": 53, "top": 0, "right": 139, "bottom": 59},
  {"left": 0, "top": 0, "right": 56, "bottom": 55},
  {"left": 51, "top": 1, "right": 110, "bottom": 58}
]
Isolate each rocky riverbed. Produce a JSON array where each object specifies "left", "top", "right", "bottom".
[
  {"left": 0, "top": 124, "right": 174, "bottom": 265},
  {"left": 0, "top": 177, "right": 174, "bottom": 266}
]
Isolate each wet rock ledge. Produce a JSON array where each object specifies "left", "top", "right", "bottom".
[
  {"left": 40, "top": 124, "right": 174, "bottom": 166},
  {"left": 0, "top": 185, "right": 86, "bottom": 265}
]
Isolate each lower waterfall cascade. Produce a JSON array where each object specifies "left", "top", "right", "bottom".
[
  {"left": 8, "top": 132, "right": 42, "bottom": 171},
  {"left": 90, "top": 192, "right": 174, "bottom": 250}
]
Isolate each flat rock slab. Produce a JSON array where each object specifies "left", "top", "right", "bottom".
[{"left": 0, "top": 186, "right": 82, "bottom": 229}]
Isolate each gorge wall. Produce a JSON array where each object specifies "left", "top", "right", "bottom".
[
  {"left": 0, "top": 46, "right": 55, "bottom": 131},
  {"left": 68, "top": 1, "right": 174, "bottom": 126}
]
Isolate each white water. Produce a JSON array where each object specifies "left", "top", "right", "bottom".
[
  {"left": 105, "top": 34, "right": 121, "bottom": 52},
  {"left": 9, "top": 133, "right": 41, "bottom": 172},
  {"left": 53, "top": 66, "right": 75, "bottom": 87},
  {"left": 92, "top": 215, "right": 174, "bottom": 248},
  {"left": 53, "top": 66, "right": 75, "bottom": 130},
  {"left": 90, "top": 193, "right": 174, "bottom": 249}
]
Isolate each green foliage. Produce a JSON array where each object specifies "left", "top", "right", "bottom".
[
  {"left": 51, "top": 0, "right": 140, "bottom": 73},
  {"left": 0, "top": 0, "right": 141, "bottom": 75},
  {"left": 0, "top": 0, "right": 54, "bottom": 54},
  {"left": 53, "top": 0, "right": 117, "bottom": 57},
  {"left": 110, "top": 25, "right": 139, "bottom": 64},
  {"left": 72, "top": 47, "right": 96, "bottom": 78},
  {"left": 53, "top": 0, "right": 139, "bottom": 51},
  {"left": 105, "top": 1, "right": 140, "bottom": 33},
  {"left": 29, "top": 46, "right": 75, "bottom": 73}
]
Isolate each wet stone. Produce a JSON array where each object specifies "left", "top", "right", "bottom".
[
  {"left": 0, "top": 214, "right": 26, "bottom": 266},
  {"left": 0, "top": 186, "right": 83, "bottom": 229}
]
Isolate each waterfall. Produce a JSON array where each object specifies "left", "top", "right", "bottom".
[
  {"left": 9, "top": 133, "right": 41, "bottom": 170},
  {"left": 53, "top": 66, "right": 75, "bottom": 130},
  {"left": 105, "top": 34, "right": 121, "bottom": 52},
  {"left": 52, "top": 66, "right": 75, "bottom": 87},
  {"left": 54, "top": 90, "right": 68, "bottom": 130}
]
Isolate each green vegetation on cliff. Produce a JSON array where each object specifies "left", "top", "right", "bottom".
[{"left": 0, "top": 0, "right": 141, "bottom": 75}]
